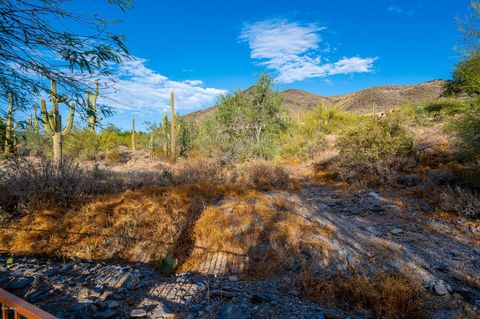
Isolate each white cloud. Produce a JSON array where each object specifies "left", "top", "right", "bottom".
[
  {"left": 99, "top": 57, "right": 226, "bottom": 114},
  {"left": 387, "top": 5, "right": 416, "bottom": 16},
  {"left": 240, "top": 19, "right": 376, "bottom": 84}
]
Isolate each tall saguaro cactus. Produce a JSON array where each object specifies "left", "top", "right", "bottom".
[
  {"left": 162, "top": 112, "right": 170, "bottom": 157},
  {"left": 170, "top": 91, "right": 176, "bottom": 160},
  {"left": 33, "top": 105, "right": 39, "bottom": 134},
  {"left": 131, "top": 118, "right": 136, "bottom": 151},
  {"left": 4, "top": 93, "right": 18, "bottom": 155},
  {"left": 86, "top": 81, "right": 101, "bottom": 134},
  {"left": 40, "top": 80, "right": 75, "bottom": 164}
]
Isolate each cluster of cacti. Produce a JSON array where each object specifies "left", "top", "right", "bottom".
[
  {"left": 4, "top": 94, "right": 18, "bottom": 155},
  {"left": 85, "top": 81, "right": 102, "bottom": 134},
  {"left": 40, "top": 79, "right": 75, "bottom": 164},
  {"left": 131, "top": 118, "right": 136, "bottom": 151},
  {"left": 27, "top": 105, "right": 40, "bottom": 133}
]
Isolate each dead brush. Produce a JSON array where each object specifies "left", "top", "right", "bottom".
[
  {"left": 174, "top": 157, "right": 227, "bottom": 185},
  {"left": 439, "top": 185, "right": 480, "bottom": 219},
  {"left": 0, "top": 157, "right": 122, "bottom": 216},
  {"left": 299, "top": 271, "right": 430, "bottom": 319},
  {"left": 238, "top": 160, "right": 293, "bottom": 191}
]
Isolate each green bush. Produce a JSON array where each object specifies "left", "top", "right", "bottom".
[
  {"left": 424, "top": 99, "right": 469, "bottom": 117},
  {"left": 446, "top": 109, "right": 480, "bottom": 161},
  {"left": 335, "top": 117, "right": 415, "bottom": 182}
]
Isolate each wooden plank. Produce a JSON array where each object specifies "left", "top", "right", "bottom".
[{"left": 0, "top": 288, "right": 56, "bottom": 319}]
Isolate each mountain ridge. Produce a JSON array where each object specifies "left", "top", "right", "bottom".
[{"left": 185, "top": 79, "right": 446, "bottom": 120}]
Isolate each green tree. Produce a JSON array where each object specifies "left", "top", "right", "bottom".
[{"left": 211, "top": 73, "right": 289, "bottom": 160}]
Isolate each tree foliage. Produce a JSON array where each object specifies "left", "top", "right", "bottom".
[
  {"left": 206, "top": 73, "right": 289, "bottom": 160},
  {"left": 0, "top": 0, "right": 131, "bottom": 110}
]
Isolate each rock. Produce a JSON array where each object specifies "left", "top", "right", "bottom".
[
  {"left": 78, "top": 287, "right": 90, "bottom": 299},
  {"left": 323, "top": 311, "right": 341, "bottom": 319},
  {"left": 211, "top": 289, "right": 234, "bottom": 298},
  {"left": 105, "top": 301, "right": 121, "bottom": 309},
  {"left": 150, "top": 303, "right": 174, "bottom": 318},
  {"left": 433, "top": 283, "right": 449, "bottom": 296},
  {"left": 0, "top": 273, "right": 7, "bottom": 284},
  {"left": 288, "top": 289, "right": 300, "bottom": 297},
  {"left": 250, "top": 293, "right": 271, "bottom": 303},
  {"left": 371, "top": 204, "right": 385, "bottom": 213},
  {"left": 220, "top": 304, "right": 250, "bottom": 319},
  {"left": 368, "top": 192, "right": 381, "bottom": 201},
  {"left": 130, "top": 308, "right": 147, "bottom": 317},
  {"left": 93, "top": 309, "right": 117, "bottom": 319},
  {"left": 433, "top": 263, "right": 450, "bottom": 273},
  {"left": 390, "top": 228, "right": 404, "bottom": 235},
  {"left": 10, "top": 277, "right": 33, "bottom": 290},
  {"left": 228, "top": 275, "right": 239, "bottom": 282}
]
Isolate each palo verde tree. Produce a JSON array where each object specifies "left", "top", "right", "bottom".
[
  {"left": 213, "top": 73, "right": 289, "bottom": 159},
  {"left": 40, "top": 80, "right": 75, "bottom": 164},
  {"left": 0, "top": 0, "right": 130, "bottom": 121}
]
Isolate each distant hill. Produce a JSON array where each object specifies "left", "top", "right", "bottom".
[{"left": 185, "top": 80, "right": 446, "bottom": 120}]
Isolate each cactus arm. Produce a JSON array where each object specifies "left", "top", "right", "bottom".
[
  {"left": 61, "top": 102, "right": 75, "bottom": 136},
  {"left": 40, "top": 98, "right": 54, "bottom": 135}
]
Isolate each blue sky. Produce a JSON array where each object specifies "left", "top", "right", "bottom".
[{"left": 67, "top": 0, "right": 470, "bottom": 130}]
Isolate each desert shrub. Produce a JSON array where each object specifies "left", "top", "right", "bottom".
[
  {"left": 299, "top": 271, "right": 429, "bottom": 319},
  {"left": 439, "top": 186, "right": 480, "bottom": 219},
  {"left": 174, "top": 158, "right": 226, "bottom": 185},
  {"left": 391, "top": 104, "right": 429, "bottom": 126},
  {"left": 446, "top": 109, "right": 480, "bottom": 161},
  {"left": 281, "top": 105, "right": 358, "bottom": 159},
  {"left": 424, "top": 99, "right": 469, "bottom": 117},
  {"left": 105, "top": 149, "right": 129, "bottom": 166},
  {"left": 335, "top": 118, "right": 415, "bottom": 182},
  {"left": 240, "top": 160, "right": 291, "bottom": 191}
]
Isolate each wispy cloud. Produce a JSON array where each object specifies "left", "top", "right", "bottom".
[
  {"left": 99, "top": 57, "right": 226, "bottom": 114},
  {"left": 239, "top": 19, "right": 376, "bottom": 84},
  {"left": 387, "top": 5, "right": 416, "bottom": 16}
]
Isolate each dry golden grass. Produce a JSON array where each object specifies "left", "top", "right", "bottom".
[
  {"left": 299, "top": 271, "right": 430, "bottom": 319},
  {"left": 236, "top": 160, "right": 297, "bottom": 191}
]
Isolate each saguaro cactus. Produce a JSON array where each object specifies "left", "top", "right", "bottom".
[
  {"left": 162, "top": 112, "right": 170, "bottom": 157},
  {"left": 170, "top": 91, "right": 176, "bottom": 160},
  {"left": 33, "top": 105, "right": 39, "bottom": 133},
  {"left": 4, "top": 94, "right": 18, "bottom": 155},
  {"left": 131, "top": 118, "right": 136, "bottom": 151},
  {"left": 40, "top": 80, "right": 75, "bottom": 164},
  {"left": 86, "top": 81, "right": 101, "bottom": 134}
]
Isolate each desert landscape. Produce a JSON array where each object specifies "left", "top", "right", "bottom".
[{"left": 0, "top": 1, "right": 479, "bottom": 319}]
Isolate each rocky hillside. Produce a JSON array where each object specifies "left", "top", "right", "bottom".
[{"left": 186, "top": 80, "right": 445, "bottom": 120}]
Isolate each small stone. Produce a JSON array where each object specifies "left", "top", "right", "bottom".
[
  {"left": 433, "top": 283, "right": 449, "bottom": 296},
  {"left": 433, "top": 263, "right": 449, "bottom": 272},
  {"left": 130, "top": 308, "right": 147, "bottom": 317},
  {"left": 220, "top": 304, "right": 250, "bottom": 319},
  {"left": 288, "top": 289, "right": 300, "bottom": 297},
  {"left": 323, "top": 311, "right": 341, "bottom": 319},
  {"left": 211, "top": 289, "right": 234, "bottom": 298},
  {"left": 10, "top": 277, "right": 33, "bottom": 290},
  {"left": 78, "top": 287, "right": 90, "bottom": 299},
  {"left": 390, "top": 228, "right": 403, "bottom": 235},
  {"left": 228, "top": 275, "right": 239, "bottom": 282},
  {"left": 93, "top": 309, "right": 117, "bottom": 319},
  {"left": 368, "top": 192, "right": 381, "bottom": 200}
]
